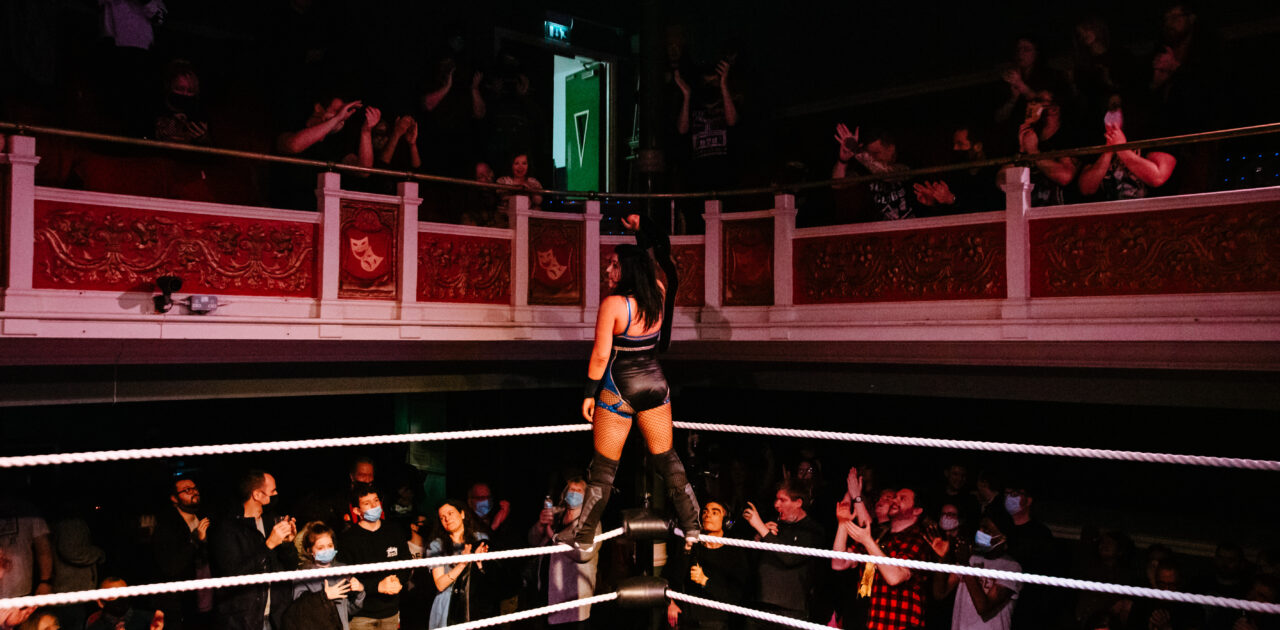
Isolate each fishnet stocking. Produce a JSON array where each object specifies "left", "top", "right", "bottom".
[
  {"left": 636, "top": 403, "right": 674, "bottom": 454},
  {"left": 593, "top": 389, "right": 633, "bottom": 460}
]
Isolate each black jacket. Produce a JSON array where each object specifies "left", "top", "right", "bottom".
[
  {"left": 151, "top": 506, "right": 208, "bottom": 627},
  {"left": 208, "top": 509, "right": 299, "bottom": 630}
]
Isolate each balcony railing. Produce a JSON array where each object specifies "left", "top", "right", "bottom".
[{"left": 2, "top": 133, "right": 1279, "bottom": 349}]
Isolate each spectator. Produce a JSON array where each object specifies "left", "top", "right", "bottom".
[
  {"left": 1002, "top": 482, "right": 1060, "bottom": 630},
  {"left": 742, "top": 479, "right": 825, "bottom": 626},
  {"left": 833, "top": 124, "right": 916, "bottom": 221},
  {"left": 1078, "top": 97, "right": 1177, "bottom": 200},
  {"left": 1123, "top": 558, "right": 1204, "bottom": 630},
  {"left": 95, "top": 0, "right": 167, "bottom": 135},
  {"left": 1144, "top": 544, "right": 1174, "bottom": 590},
  {"left": 527, "top": 477, "right": 601, "bottom": 630},
  {"left": 496, "top": 154, "right": 542, "bottom": 212},
  {"left": 1074, "top": 530, "right": 1137, "bottom": 624},
  {"left": 666, "top": 501, "right": 750, "bottom": 630},
  {"left": 208, "top": 470, "right": 299, "bottom": 630},
  {"left": 457, "top": 161, "right": 504, "bottom": 227},
  {"left": 49, "top": 499, "right": 104, "bottom": 630},
  {"left": 84, "top": 576, "right": 164, "bottom": 630},
  {"left": 1069, "top": 18, "right": 1137, "bottom": 132},
  {"left": 1016, "top": 89, "right": 1078, "bottom": 206},
  {"left": 151, "top": 477, "right": 211, "bottom": 630},
  {"left": 272, "top": 93, "right": 380, "bottom": 210},
  {"left": 278, "top": 591, "right": 341, "bottom": 630},
  {"left": 0, "top": 491, "right": 53, "bottom": 601},
  {"left": 292, "top": 522, "right": 364, "bottom": 630},
  {"left": 1232, "top": 575, "right": 1279, "bottom": 630},
  {"left": 418, "top": 56, "right": 486, "bottom": 176},
  {"left": 913, "top": 127, "right": 1003, "bottom": 215},
  {"left": 972, "top": 470, "right": 1011, "bottom": 537},
  {"left": 1197, "top": 542, "right": 1254, "bottom": 630},
  {"left": 925, "top": 464, "right": 980, "bottom": 527},
  {"left": 675, "top": 58, "right": 740, "bottom": 227},
  {"left": 465, "top": 483, "right": 510, "bottom": 539},
  {"left": 299, "top": 457, "right": 379, "bottom": 532},
  {"left": 425, "top": 500, "right": 491, "bottom": 629},
  {"left": 938, "top": 518, "right": 1021, "bottom": 630},
  {"left": 337, "top": 484, "right": 409, "bottom": 630},
  {"left": 399, "top": 513, "right": 432, "bottom": 630},
  {"left": 836, "top": 486, "right": 933, "bottom": 630},
  {"left": 482, "top": 50, "right": 542, "bottom": 179},
  {"left": 153, "top": 60, "right": 210, "bottom": 145},
  {"left": 375, "top": 115, "right": 421, "bottom": 171},
  {"left": 995, "top": 37, "right": 1068, "bottom": 128},
  {"left": 926, "top": 503, "right": 967, "bottom": 630}
]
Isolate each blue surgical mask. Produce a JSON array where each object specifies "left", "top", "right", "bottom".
[
  {"left": 314, "top": 548, "right": 337, "bottom": 564},
  {"left": 565, "top": 491, "right": 584, "bottom": 508},
  {"left": 974, "top": 530, "right": 994, "bottom": 551},
  {"left": 362, "top": 506, "right": 383, "bottom": 522},
  {"left": 1004, "top": 495, "right": 1024, "bottom": 515},
  {"left": 473, "top": 499, "right": 491, "bottom": 517}
]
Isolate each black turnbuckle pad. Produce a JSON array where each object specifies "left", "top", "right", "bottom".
[
  {"left": 615, "top": 576, "right": 670, "bottom": 608},
  {"left": 622, "top": 508, "right": 670, "bottom": 540}
]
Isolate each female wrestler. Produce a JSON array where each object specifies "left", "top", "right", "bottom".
[{"left": 559, "top": 214, "right": 700, "bottom": 551}]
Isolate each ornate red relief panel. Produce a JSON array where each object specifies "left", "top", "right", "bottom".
[
  {"left": 417, "top": 232, "right": 511, "bottom": 304},
  {"left": 723, "top": 219, "right": 774, "bottom": 306},
  {"left": 337, "top": 199, "right": 399, "bottom": 300},
  {"left": 33, "top": 200, "right": 317, "bottom": 297},
  {"left": 793, "top": 223, "right": 1006, "bottom": 304},
  {"left": 1029, "top": 202, "right": 1280, "bottom": 297},
  {"left": 529, "top": 218, "right": 584, "bottom": 306}
]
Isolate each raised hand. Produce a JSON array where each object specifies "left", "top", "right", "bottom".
[
  {"left": 674, "top": 70, "right": 691, "bottom": 97},
  {"left": 362, "top": 106, "right": 382, "bottom": 132},
  {"left": 715, "top": 60, "right": 731, "bottom": 89},
  {"left": 913, "top": 182, "right": 938, "bottom": 206},
  {"left": 195, "top": 518, "right": 211, "bottom": 542},
  {"left": 621, "top": 213, "right": 641, "bottom": 232},
  {"left": 405, "top": 118, "right": 419, "bottom": 145},
  {"left": 836, "top": 495, "right": 853, "bottom": 522},
  {"left": 472, "top": 71, "right": 484, "bottom": 91},
  {"left": 843, "top": 518, "right": 873, "bottom": 546},
  {"left": 743, "top": 501, "right": 764, "bottom": 528},
  {"left": 150, "top": 609, "right": 165, "bottom": 630},
  {"left": 834, "top": 124, "right": 858, "bottom": 162},
  {"left": 394, "top": 115, "right": 414, "bottom": 136},
  {"left": 338, "top": 101, "right": 362, "bottom": 122},
  {"left": 1104, "top": 123, "right": 1126, "bottom": 146},
  {"left": 846, "top": 466, "right": 863, "bottom": 499}
]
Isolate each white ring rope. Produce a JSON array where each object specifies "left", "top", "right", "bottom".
[
  {"left": 673, "top": 421, "right": 1280, "bottom": 471},
  {"left": 439, "top": 592, "right": 618, "bottom": 630},
  {"left": 0, "top": 424, "right": 593, "bottom": 468},
  {"left": 667, "top": 591, "right": 831, "bottom": 630},
  {"left": 0, "top": 528, "right": 624, "bottom": 610},
  {"left": 698, "top": 534, "right": 1280, "bottom": 615}
]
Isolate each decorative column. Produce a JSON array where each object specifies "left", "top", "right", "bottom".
[
  {"left": 3, "top": 136, "right": 39, "bottom": 293},
  {"left": 771, "top": 193, "right": 797, "bottom": 327},
  {"left": 1000, "top": 166, "right": 1033, "bottom": 324},
  {"left": 398, "top": 181, "right": 421, "bottom": 307},
  {"left": 583, "top": 200, "right": 602, "bottom": 320},
  {"left": 511, "top": 195, "right": 532, "bottom": 322},
  {"left": 317, "top": 172, "right": 343, "bottom": 326},
  {"left": 702, "top": 199, "right": 723, "bottom": 323}
]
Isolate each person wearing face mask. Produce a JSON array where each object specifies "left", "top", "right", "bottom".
[
  {"left": 85, "top": 577, "right": 165, "bottom": 630},
  {"left": 208, "top": 469, "right": 299, "bottom": 630},
  {"left": 926, "top": 504, "right": 968, "bottom": 630},
  {"left": 527, "top": 478, "right": 601, "bottom": 629},
  {"left": 336, "top": 485, "right": 410, "bottom": 630},
  {"left": 425, "top": 500, "right": 491, "bottom": 630},
  {"left": 293, "top": 522, "right": 364, "bottom": 630},
  {"left": 913, "top": 128, "right": 1004, "bottom": 217},
  {"left": 937, "top": 519, "right": 1021, "bottom": 630},
  {"left": 1001, "top": 483, "right": 1060, "bottom": 630},
  {"left": 153, "top": 60, "right": 209, "bottom": 145}
]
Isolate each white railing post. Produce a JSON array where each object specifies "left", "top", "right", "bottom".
[
  {"left": 1001, "top": 167, "right": 1033, "bottom": 323},
  {"left": 771, "top": 194, "right": 797, "bottom": 324},
  {"left": 318, "top": 172, "right": 343, "bottom": 323},
  {"left": 398, "top": 181, "right": 421, "bottom": 308},
  {"left": 2, "top": 136, "right": 39, "bottom": 297},
  {"left": 584, "top": 200, "right": 602, "bottom": 319},
  {"left": 512, "top": 195, "right": 531, "bottom": 321},
  {"left": 702, "top": 199, "right": 723, "bottom": 322}
]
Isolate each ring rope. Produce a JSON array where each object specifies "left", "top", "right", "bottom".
[
  {"left": 0, "top": 424, "right": 593, "bottom": 468},
  {"left": 0, "top": 528, "right": 623, "bottom": 609},
  {"left": 667, "top": 591, "right": 831, "bottom": 630},
  {"left": 439, "top": 592, "right": 618, "bottom": 630},
  {"left": 673, "top": 422, "right": 1280, "bottom": 471},
  {"left": 698, "top": 534, "right": 1280, "bottom": 615}
]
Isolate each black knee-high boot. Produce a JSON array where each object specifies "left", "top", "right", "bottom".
[
  {"left": 556, "top": 451, "right": 619, "bottom": 550},
  {"left": 653, "top": 448, "right": 701, "bottom": 543}
]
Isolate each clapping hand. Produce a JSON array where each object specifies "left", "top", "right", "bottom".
[
  {"left": 377, "top": 574, "right": 402, "bottom": 595},
  {"left": 362, "top": 106, "right": 382, "bottom": 132},
  {"left": 843, "top": 518, "right": 873, "bottom": 546},
  {"left": 674, "top": 70, "right": 691, "bottom": 98},
  {"left": 1104, "top": 123, "right": 1126, "bottom": 147},
  {"left": 834, "top": 124, "right": 858, "bottom": 162}
]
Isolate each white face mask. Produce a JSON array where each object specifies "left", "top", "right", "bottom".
[
  {"left": 939, "top": 515, "right": 960, "bottom": 532},
  {"left": 1004, "top": 495, "right": 1025, "bottom": 515}
]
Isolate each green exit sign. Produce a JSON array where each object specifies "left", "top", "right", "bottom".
[{"left": 544, "top": 20, "right": 571, "bottom": 43}]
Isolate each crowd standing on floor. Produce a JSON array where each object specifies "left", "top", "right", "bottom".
[{"left": 4, "top": 442, "right": 1278, "bottom": 630}]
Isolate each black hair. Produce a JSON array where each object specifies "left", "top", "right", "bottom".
[
  {"left": 861, "top": 127, "right": 896, "bottom": 147},
  {"left": 351, "top": 482, "right": 379, "bottom": 505},
  {"left": 349, "top": 456, "right": 374, "bottom": 475},
  {"left": 237, "top": 470, "right": 267, "bottom": 503},
  {"left": 428, "top": 498, "right": 485, "bottom": 551},
  {"left": 612, "top": 244, "right": 662, "bottom": 330}
]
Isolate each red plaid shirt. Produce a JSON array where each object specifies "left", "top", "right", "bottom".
[{"left": 865, "top": 523, "right": 930, "bottom": 630}]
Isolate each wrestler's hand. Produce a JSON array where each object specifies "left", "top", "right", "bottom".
[{"left": 582, "top": 398, "right": 595, "bottom": 423}]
